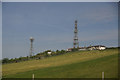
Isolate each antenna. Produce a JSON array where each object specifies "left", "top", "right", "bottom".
[
  {"left": 30, "top": 37, "right": 34, "bottom": 57},
  {"left": 73, "top": 20, "right": 79, "bottom": 48}
]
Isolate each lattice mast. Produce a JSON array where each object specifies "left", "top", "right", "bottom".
[
  {"left": 30, "top": 37, "right": 34, "bottom": 57},
  {"left": 73, "top": 20, "right": 79, "bottom": 48}
]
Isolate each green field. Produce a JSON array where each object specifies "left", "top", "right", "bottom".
[{"left": 2, "top": 48, "right": 118, "bottom": 78}]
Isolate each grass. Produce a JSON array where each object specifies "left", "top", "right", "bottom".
[{"left": 2, "top": 48, "right": 118, "bottom": 78}]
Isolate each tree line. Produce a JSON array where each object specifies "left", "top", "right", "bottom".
[{"left": 2, "top": 49, "right": 68, "bottom": 64}]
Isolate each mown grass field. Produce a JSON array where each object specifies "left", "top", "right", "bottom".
[{"left": 2, "top": 48, "right": 118, "bottom": 78}]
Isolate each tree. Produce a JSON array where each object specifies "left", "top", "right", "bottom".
[
  {"left": 60, "top": 50, "right": 66, "bottom": 54},
  {"left": 2, "top": 58, "right": 9, "bottom": 64},
  {"left": 9, "top": 58, "right": 14, "bottom": 63},
  {"left": 56, "top": 50, "right": 60, "bottom": 55},
  {"left": 72, "top": 48, "right": 79, "bottom": 52}
]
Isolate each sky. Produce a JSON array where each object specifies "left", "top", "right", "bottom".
[
  {"left": 2, "top": 2, "right": 118, "bottom": 59},
  {"left": 0, "top": 2, "right": 2, "bottom": 79},
  {"left": 2, "top": 0, "right": 120, "bottom": 2},
  {"left": 0, "top": 2, "right": 2, "bottom": 60}
]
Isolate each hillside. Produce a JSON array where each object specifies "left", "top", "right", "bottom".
[{"left": 2, "top": 48, "right": 118, "bottom": 78}]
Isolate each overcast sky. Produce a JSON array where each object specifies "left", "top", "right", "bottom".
[{"left": 2, "top": 2, "right": 118, "bottom": 59}]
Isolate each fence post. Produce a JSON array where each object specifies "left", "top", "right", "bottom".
[
  {"left": 102, "top": 72, "right": 104, "bottom": 80},
  {"left": 32, "top": 74, "right": 34, "bottom": 80}
]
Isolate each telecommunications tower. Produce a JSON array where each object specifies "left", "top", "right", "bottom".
[
  {"left": 73, "top": 20, "right": 79, "bottom": 48},
  {"left": 30, "top": 37, "right": 34, "bottom": 57}
]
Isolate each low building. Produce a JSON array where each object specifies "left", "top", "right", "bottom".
[
  {"left": 87, "top": 45, "right": 106, "bottom": 50},
  {"left": 79, "top": 47, "right": 87, "bottom": 51},
  {"left": 95, "top": 45, "right": 106, "bottom": 50},
  {"left": 66, "top": 48, "right": 73, "bottom": 52},
  {"left": 47, "top": 52, "right": 52, "bottom": 55},
  {"left": 67, "top": 45, "right": 106, "bottom": 52}
]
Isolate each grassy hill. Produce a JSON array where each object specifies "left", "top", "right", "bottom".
[{"left": 2, "top": 48, "right": 118, "bottom": 78}]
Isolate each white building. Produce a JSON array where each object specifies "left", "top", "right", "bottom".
[
  {"left": 97, "top": 45, "right": 106, "bottom": 50},
  {"left": 87, "top": 45, "right": 106, "bottom": 50},
  {"left": 66, "top": 48, "right": 73, "bottom": 52},
  {"left": 79, "top": 47, "right": 87, "bottom": 51},
  {"left": 47, "top": 52, "right": 52, "bottom": 55}
]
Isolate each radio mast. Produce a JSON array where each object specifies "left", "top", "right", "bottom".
[
  {"left": 73, "top": 20, "right": 79, "bottom": 48},
  {"left": 30, "top": 37, "right": 34, "bottom": 57}
]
